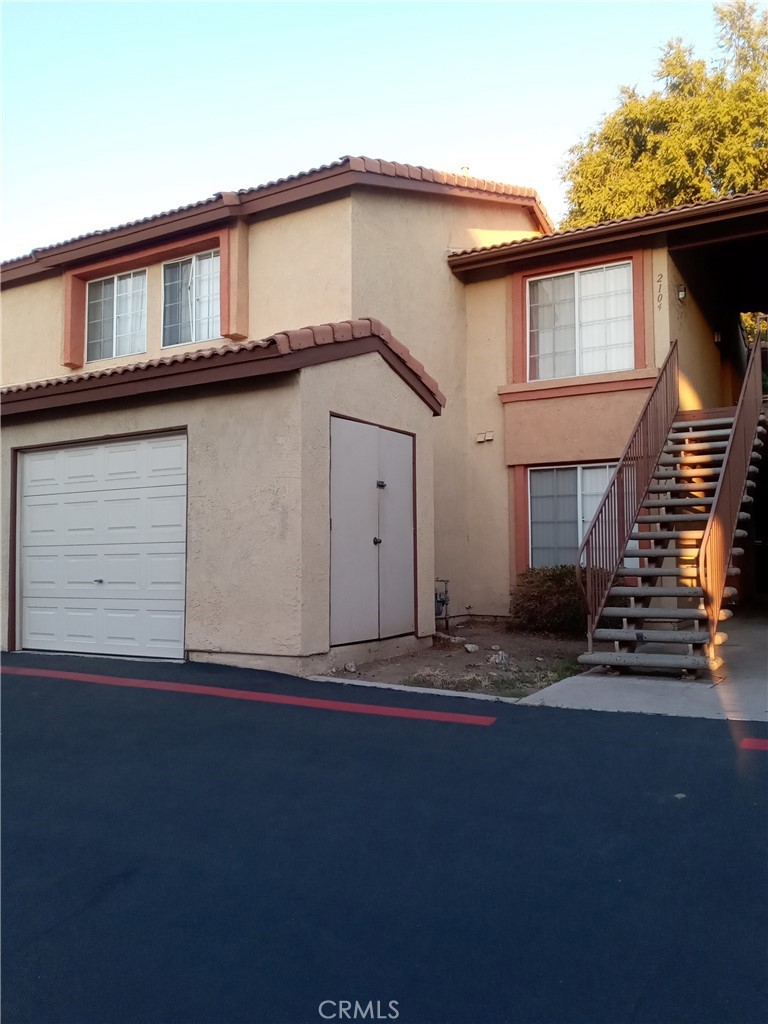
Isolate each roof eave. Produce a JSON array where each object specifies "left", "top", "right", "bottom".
[
  {"left": 448, "top": 192, "right": 768, "bottom": 277},
  {"left": 2, "top": 163, "right": 551, "bottom": 287}
]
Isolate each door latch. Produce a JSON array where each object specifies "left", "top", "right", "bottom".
[
  {"left": 373, "top": 537, "right": 382, "bottom": 545},
  {"left": 93, "top": 578, "right": 104, "bottom": 584}
]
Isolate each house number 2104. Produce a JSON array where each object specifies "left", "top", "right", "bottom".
[{"left": 656, "top": 273, "right": 663, "bottom": 311}]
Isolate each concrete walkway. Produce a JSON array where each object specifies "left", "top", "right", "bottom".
[{"left": 521, "top": 608, "right": 768, "bottom": 721}]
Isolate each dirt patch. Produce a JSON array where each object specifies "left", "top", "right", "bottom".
[{"left": 331, "top": 622, "right": 585, "bottom": 699}]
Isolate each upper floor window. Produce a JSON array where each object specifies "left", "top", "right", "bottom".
[
  {"left": 528, "top": 262, "right": 633, "bottom": 381},
  {"left": 86, "top": 270, "right": 147, "bottom": 362},
  {"left": 163, "top": 250, "right": 220, "bottom": 347}
]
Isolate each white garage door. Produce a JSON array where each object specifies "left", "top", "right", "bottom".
[{"left": 20, "top": 434, "right": 187, "bottom": 659}]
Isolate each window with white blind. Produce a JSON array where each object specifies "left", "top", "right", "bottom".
[
  {"left": 529, "top": 463, "right": 616, "bottom": 568},
  {"left": 86, "top": 270, "right": 147, "bottom": 361},
  {"left": 162, "top": 250, "right": 220, "bottom": 347},
  {"left": 528, "top": 262, "right": 633, "bottom": 381}
]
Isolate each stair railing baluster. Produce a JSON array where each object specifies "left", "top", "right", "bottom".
[
  {"left": 577, "top": 342, "right": 680, "bottom": 642},
  {"left": 699, "top": 338, "right": 763, "bottom": 658}
]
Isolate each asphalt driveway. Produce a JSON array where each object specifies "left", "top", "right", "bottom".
[{"left": 2, "top": 652, "right": 767, "bottom": 1024}]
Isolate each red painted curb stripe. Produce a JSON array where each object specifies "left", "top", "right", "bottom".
[
  {"left": 0, "top": 666, "right": 496, "bottom": 726},
  {"left": 740, "top": 738, "right": 768, "bottom": 751}
]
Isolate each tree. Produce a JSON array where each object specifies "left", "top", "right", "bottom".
[{"left": 561, "top": 1, "right": 768, "bottom": 228}]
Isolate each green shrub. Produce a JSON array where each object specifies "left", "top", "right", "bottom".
[{"left": 510, "top": 565, "right": 586, "bottom": 637}]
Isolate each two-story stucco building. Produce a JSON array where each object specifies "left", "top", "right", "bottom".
[{"left": 2, "top": 157, "right": 766, "bottom": 676}]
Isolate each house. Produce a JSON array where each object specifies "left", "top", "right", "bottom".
[
  {"left": 0, "top": 157, "right": 551, "bottom": 671},
  {"left": 449, "top": 189, "right": 768, "bottom": 672},
  {"left": 2, "top": 157, "right": 766, "bottom": 676}
]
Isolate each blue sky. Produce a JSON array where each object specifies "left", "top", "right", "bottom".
[{"left": 2, "top": 1, "right": 727, "bottom": 259}]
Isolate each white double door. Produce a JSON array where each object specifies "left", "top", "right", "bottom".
[
  {"left": 330, "top": 417, "right": 415, "bottom": 645},
  {"left": 19, "top": 434, "right": 187, "bottom": 659}
]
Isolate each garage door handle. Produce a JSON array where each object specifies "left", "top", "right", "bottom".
[
  {"left": 373, "top": 537, "right": 382, "bottom": 545},
  {"left": 93, "top": 578, "right": 104, "bottom": 583}
]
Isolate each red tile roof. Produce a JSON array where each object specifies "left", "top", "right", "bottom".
[
  {"left": 0, "top": 318, "right": 445, "bottom": 415},
  {"left": 449, "top": 188, "right": 768, "bottom": 265},
  {"left": 2, "top": 156, "right": 551, "bottom": 271}
]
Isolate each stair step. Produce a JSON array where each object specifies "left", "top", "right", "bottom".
[
  {"left": 664, "top": 440, "right": 729, "bottom": 453},
  {"left": 579, "top": 652, "right": 722, "bottom": 671},
  {"left": 642, "top": 498, "right": 713, "bottom": 508},
  {"left": 600, "top": 605, "right": 734, "bottom": 622},
  {"left": 669, "top": 428, "right": 732, "bottom": 440},
  {"left": 600, "top": 606, "right": 707, "bottom": 619},
  {"left": 659, "top": 454, "right": 724, "bottom": 466},
  {"left": 593, "top": 628, "right": 727, "bottom": 645},
  {"left": 672, "top": 417, "right": 734, "bottom": 429},
  {"left": 616, "top": 566, "right": 697, "bottom": 577},
  {"left": 644, "top": 547, "right": 744, "bottom": 559},
  {"left": 630, "top": 530, "right": 705, "bottom": 540},
  {"left": 647, "top": 482, "right": 718, "bottom": 492},
  {"left": 641, "top": 548, "right": 702, "bottom": 557},
  {"left": 640, "top": 513, "right": 711, "bottom": 523},
  {"left": 654, "top": 468, "right": 722, "bottom": 478},
  {"left": 618, "top": 566, "right": 739, "bottom": 578},
  {"left": 609, "top": 585, "right": 704, "bottom": 598}
]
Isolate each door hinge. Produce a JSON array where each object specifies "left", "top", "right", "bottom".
[{"left": 376, "top": 480, "right": 386, "bottom": 488}]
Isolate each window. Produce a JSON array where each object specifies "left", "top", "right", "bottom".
[
  {"left": 528, "top": 262, "right": 633, "bottom": 381},
  {"left": 529, "top": 464, "right": 616, "bottom": 567},
  {"left": 163, "top": 250, "right": 220, "bottom": 347},
  {"left": 86, "top": 271, "right": 147, "bottom": 361}
]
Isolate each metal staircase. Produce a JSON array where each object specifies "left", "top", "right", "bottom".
[{"left": 577, "top": 337, "right": 765, "bottom": 677}]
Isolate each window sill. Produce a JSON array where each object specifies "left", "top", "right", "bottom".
[
  {"left": 86, "top": 350, "right": 148, "bottom": 366},
  {"left": 498, "top": 368, "right": 658, "bottom": 403},
  {"left": 161, "top": 336, "right": 224, "bottom": 351}
]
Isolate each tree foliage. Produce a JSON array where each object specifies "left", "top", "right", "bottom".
[{"left": 561, "top": 1, "right": 768, "bottom": 228}]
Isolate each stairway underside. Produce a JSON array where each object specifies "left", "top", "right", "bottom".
[{"left": 579, "top": 408, "right": 766, "bottom": 678}]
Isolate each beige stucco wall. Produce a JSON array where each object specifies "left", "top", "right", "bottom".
[
  {"left": 503, "top": 388, "right": 652, "bottom": 467},
  {"left": 666, "top": 252, "right": 722, "bottom": 410},
  {"left": 1, "top": 352, "right": 435, "bottom": 666},
  {"left": 1, "top": 276, "right": 65, "bottom": 386},
  {"left": 298, "top": 352, "right": 435, "bottom": 649},
  {"left": 248, "top": 198, "right": 353, "bottom": 338},
  {"left": 0, "top": 200, "right": 354, "bottom": 388},
  {"left": 652, "top": 248, "right": 722, "bottom": 410},
  {"left": 350, "top": 191, "right": 538, "bottom": 617},
  {"left": 463, "top": 279, "right": 512, "bottom": 615}
]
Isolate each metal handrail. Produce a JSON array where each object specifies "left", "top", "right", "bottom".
[
  {"left": 577, "top": 343, "right": 679, "bottom": 644},
  {"left": 698, "top": 338, "right": 763, "bottom": 657}
]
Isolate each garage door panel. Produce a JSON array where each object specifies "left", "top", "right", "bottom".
[
  {"left": 22, "top": 486, "right": 186, "bottom": 546},
  {"left": 145, "top": 493, "right": 186, "bottom": 537},
  {"left": 64, "top": 500, "right": 100, "bottom": 538},
  {"left": 23, "top": 451, "right": 59, "bottom": 490},
  {"left": 23, "top": 553, "right": 61, "bottom": 590},
  {"left": 22, "top": 599, "right": 185, "bottom": 657},
  {"left": 22, "top": 543, "right": 186, "bottom": 601},
  {"left": 146, "top": 438, "right": 187, "bottom": 478},
  {"left": 22, "top": 438, "right": 187, "bottom": 497},
  {"left": 64, "top": 447, "right": 102, "bottom": 488},
  {"left": 20, "top": 435, "right": 187, "bottom": 659}
]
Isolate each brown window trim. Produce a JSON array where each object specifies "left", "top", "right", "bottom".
[
  {"left": 62, "top": 224, "right": 249, "bottom": 369},
  {"left": 508, "top": 250, "right": 648, "bottom": 388}
]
